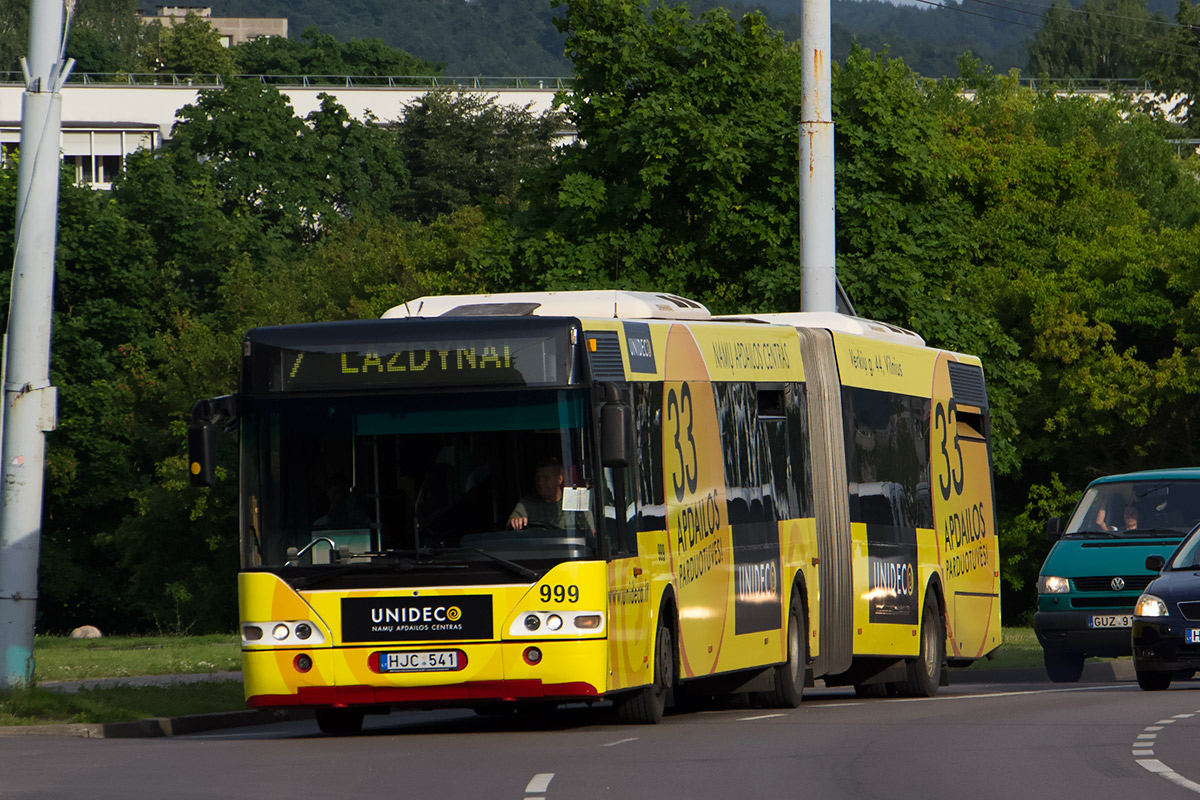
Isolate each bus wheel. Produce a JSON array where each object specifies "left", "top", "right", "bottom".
[
  {"left": 754, "top": 595, "right": 806, "bottom": 708},
  {"left": 315, "top": 708, "right": 365, "bottom": 735},
  {"left": 1043, "top": 650, "right": 1084, "bottom": 683},
  {"left": 615, "top": 613, "right": 674, "bottom": 724},
  {"left": 899, "top": 595, "right": 944, "bottom": 697}
]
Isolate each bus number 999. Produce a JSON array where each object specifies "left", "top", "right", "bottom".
[{"left": 540, "top": 584, "right": 579, "bottom": 603}]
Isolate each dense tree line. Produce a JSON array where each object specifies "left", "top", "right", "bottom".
[{"left": 4, "top": 0, "right": 1200, "bottom": 633}]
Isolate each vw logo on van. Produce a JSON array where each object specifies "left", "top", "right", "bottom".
[{"left": 1111, "top": 577, "right": 1126, "bottom": 591}]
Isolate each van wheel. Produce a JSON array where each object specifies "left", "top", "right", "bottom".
[
  {"left": 899, "top": 594, "right": 944, "bottom": 697},
  {"left": 753, "top": 594, "right": 806, "bottom": 708},
  {"left": 1043, "top": 650, "right": 1084, "bottom": 683},
  {"left": 615, "top": 612, "right": 673, "bottom": 724}
]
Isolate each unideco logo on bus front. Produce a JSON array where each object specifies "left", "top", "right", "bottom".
[{"left": 341, "top": 596, "right": 493, "bottom": 643}]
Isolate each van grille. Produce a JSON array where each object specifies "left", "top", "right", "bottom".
[
  {"left": 1178, "top": 601, "right": 1200, "bottom": 622},
  {"left": 1073, "top": 575, "right": 1155, "bottom": 592},
  {"left": 1071, "top": 596, "right": 1137, "bottom": 610}
]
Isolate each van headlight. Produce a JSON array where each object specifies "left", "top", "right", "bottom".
[
  {"left": 1037, "top": 575, "right": 1070, "bottom": 594},
  {"left": 1135, "top": 594, "right": 1169, "bottom": 618}
]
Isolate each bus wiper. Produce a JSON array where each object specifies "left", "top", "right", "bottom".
[
  {"left": 1064, "top": 530, "right": 1121, "bottom": 539},
  {"left": 430, "top": 547, "right": 542, "bottom": 581}
]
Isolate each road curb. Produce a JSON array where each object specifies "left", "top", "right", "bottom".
[
  {"left": 0, "top": 708, "right": 314, "bottom": 739},
  {"left": 950, "top": 659, "right": 1136, "bottom": 684}
]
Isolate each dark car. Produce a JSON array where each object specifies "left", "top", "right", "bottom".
[{"left": 1131, "top": 524, "right": 1200, "bottom": 690}]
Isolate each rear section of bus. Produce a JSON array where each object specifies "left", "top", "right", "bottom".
[{"left": 1035, "top": 469, "right": 1200, "bottom": 681}]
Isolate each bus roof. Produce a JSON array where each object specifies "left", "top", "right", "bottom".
[
  {"left": 384, "top": 291, "right": 925, "bottom": 348},
  {"left": 383, "top": 291, "right": 711, "bottom": 321}
]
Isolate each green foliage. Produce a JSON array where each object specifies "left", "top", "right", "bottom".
[
  {"left": 396, "top": 90, "right": 567, "bottom": 222},
  {"left": 34, "top": 634, "right": 240, "bottom": 681},
  {"left": 1026, "top": 0, "right": 1163, "bottom": 79},
  {"left": 0, "top": 0, "right": 29, "bottom": 73},
  {"left": 517, "top": 0, "right": 804, "bottom": 311},
  {"left": 233, "top": 25, "right": 438, "bottom": 77},
  {"left": 140, "top": 12, "right": 238, "bottom": 76},
  {"left": 67, "top": 0, "right": 145, "bottom": 74}
]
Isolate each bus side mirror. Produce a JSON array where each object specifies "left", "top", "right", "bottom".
[
  {"left": 601, "top": 402, "right": 631, "bottom": 468},
  {"left": 1046, "top": 517, "right": 1061, "bottom": 542},
  {"left": 188, "top": 395, "right": 237, "bottom": 487},
  {"left": 1146, "top": 554, "right": 1166, "bottom": 572},
  {"left": 188, "top": 420, "right": 218, "bottom": 486}
]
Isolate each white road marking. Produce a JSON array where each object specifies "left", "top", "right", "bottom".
[
  {"left": 526, "top": 773, "right": 554, "bottom": 794},
  {"left": 1156, "top": 719, "right": 1177, "bottom": 724},
  {"left": 1137, "top": 733, "right": 1158, "bottom": 739},
  {"left": 1138, "top": 759, "right": 1200, "bottom": 793},
  {"left": 1174, "top": 713, "right": 1194, "bottom": 719},
  {"left": 602, "top": 738, "right": 640, "bottom": 747},
  {"left": 1133, "top": 750, "right": 1155, "bottom": 757},
  {"left": 738, "top": 713, "right": 786, "bottom": 721}
]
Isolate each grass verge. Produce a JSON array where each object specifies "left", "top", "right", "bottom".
[
  {"left": 0, "top": 681, "right": 247, "bottom": 726},
  {"left": 34, "top": 634, "right": 240, "bottom": 683}
]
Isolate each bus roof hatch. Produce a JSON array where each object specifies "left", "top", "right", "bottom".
[{"left": 383, "top": 291, "right": 712, "bottom": 321}]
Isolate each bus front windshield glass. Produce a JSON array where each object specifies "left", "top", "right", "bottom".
[
  {"left": 1063, "top": 480, "right": 1200, "bottom": 538},
  {"left": 242, "top": 389, "right": 597, "bottom": 574}
]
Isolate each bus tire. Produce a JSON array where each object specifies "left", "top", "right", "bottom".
[
  {"left": 615, "top": 611, "right": 674, "bottom": 724},
  {"left": 315, "top": 707, "right": 365, "bottom": 735},
  {"left": 754, "top": 594, "right": 806, "bottom": 708},
  {"left": 899, "top": 594, "right": 944, "bottom": 697},
  {"left": 1043, "top": 650, "right": 1084, "bottom": 683}
]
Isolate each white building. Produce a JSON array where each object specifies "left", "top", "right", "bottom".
[{"left": 0, "top": 77, "right": 568, "bottom": 189}]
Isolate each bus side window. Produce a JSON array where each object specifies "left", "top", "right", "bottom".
[
  {"left": 786, "top": 383, "right": 814, "bottom": 519},
  {"left": 634, "top": 382, "right": 665, "bottom": 533}
]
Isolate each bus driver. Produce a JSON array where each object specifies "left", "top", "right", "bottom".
[{"left": 508, "top": 457, "right": 593, "bottom": 532}]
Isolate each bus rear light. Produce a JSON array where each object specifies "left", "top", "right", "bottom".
[
  {"left": 524, "top": 647, "right": 543, "bottom": 665},
  {"left": 294, "top": 654, "right": 313, "bottom": 673},
  {"left": 242, "top": 625, "right": 264, "bottom": 641},
  {"left": 573, "top": 615, "right": 602, "bottom": 630},
  {"left": 546, "top": 615, "right": 564, "bottom": 631},
  {"left": 272, "top": 624, "right": 290, "bottom": 640}
]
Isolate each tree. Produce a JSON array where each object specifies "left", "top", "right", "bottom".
[
  {"left": 1145, "top": 0, "right": 1200, "bottom": 134},
  {"left": 0, "top": 0, "right": 28, "bottom": 73},
  {"left": 396, "top": 89, "right": 567, "bottom": 222},
  {"left": 1026, "top": 0, "right": 1164, "bottom": 79},
  {"left": 140, "top": 12, "right": 238, "bottom": 76},
  {"left": 232, "top": 25, "right": 438, "bottom": 78},
  {"left": 67, "top": 0, "right": 144, "bottom": 74},
  {"left": 515, "top": 0, "right": 805, "bottom": 312}
]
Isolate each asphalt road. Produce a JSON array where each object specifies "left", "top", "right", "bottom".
[{"left": 5, "top": 675, "right": 1200, "bottom": 800}]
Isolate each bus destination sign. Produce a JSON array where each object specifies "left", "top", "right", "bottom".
[{"left": 274, "top": 336, "right": 560, "bottom": 391}]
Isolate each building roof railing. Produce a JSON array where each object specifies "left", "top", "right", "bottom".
[{"left": 0, "top": 72, "right": 574, "bottom": 90}]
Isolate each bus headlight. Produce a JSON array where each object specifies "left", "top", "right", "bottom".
[
  {"left": 1136, "top": 594, "right": 1169, "bottom": 617},
  {"left": 509, "top": 611, "right": 605, "bottom": 636},
  {"left": 242, "top": 620, "right": 327, "bottom": 647}
]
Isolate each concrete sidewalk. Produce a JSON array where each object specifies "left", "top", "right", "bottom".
[{"left": 1, "top": 662, "right": 1138, "bottom": 738}]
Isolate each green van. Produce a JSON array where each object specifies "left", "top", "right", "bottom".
[{"left": 1035, "top": 469, "right": 1200, "bottom": 682}]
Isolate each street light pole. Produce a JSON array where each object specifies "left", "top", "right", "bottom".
[
  {"left": 799, "top": 0, "right": 836, "bottom": 313},
  {"left": 0, "top": 0, "right": 71, "bottom": 690}
]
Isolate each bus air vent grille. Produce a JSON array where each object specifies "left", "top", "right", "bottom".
[
  {"left": 947, "top": 361, "right": 988, "bottom": 410},
  {"left": 587, "top": 331, "right": 625, "bottom": 382}
]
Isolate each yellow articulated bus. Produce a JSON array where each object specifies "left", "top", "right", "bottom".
[{"left": 188, "top": 290, "right": 1001, "bottom": 732}]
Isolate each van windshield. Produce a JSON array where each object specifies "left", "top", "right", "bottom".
[{"left": 1064, "top": 480, "right": 1200, "bottom": 538}]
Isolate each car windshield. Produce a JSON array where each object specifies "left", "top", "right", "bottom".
[
  {"left": 1063, "top": 479, "right": 1200, "bottom": 538},
  {"left": 240, "top": 388, "right": 597, "bottom": 573},
  {"left": 1168, "top": 525, "right": 1200, "bottom": 570}
]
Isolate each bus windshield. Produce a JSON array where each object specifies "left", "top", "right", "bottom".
[
  {"left": 1063, "top": 479, "right": 1200, "bottom": 538},
  {"left": 241, "top": 389, "right": 597, "bottom": 575}
]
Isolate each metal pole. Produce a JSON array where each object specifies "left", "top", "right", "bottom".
[
  {"left": 799, "top": 0, "right": 836, "bottom": 313},
  {"left": 0, "top": 0, "right": 69, "bottom": 690}
]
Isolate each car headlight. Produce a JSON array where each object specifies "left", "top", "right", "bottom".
[
  {"left": 1037, "top": 575, "right": 1070, "bottom": 594},
  {"left": 1135, "top": 594, "right": 1169, "bottom": 617}
]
